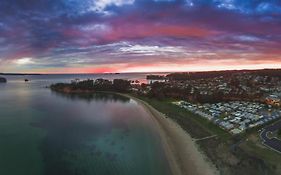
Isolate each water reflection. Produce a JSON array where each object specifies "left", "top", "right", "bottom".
[
  {"left": 0, "top": 82, "right": 170, "bottom": 175},
  {"left": 51, "top": 91, "right": 130, "bottom": 103},
  {"left": 36, "top": 93, "right": 129, "bottom": 175},
  {"left": 32, "top": 92, "right": 169, "bottom": 175}
]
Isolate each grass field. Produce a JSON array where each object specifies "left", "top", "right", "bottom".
[{"left": 134, "top": 96, "right": 230, "bottom": 139}]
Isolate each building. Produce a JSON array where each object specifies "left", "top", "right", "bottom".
[{"left": 265, "top": 95, "right": 281, "bottom": 107}]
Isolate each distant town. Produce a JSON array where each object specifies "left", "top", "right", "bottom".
[
  {"left": 141, "top": 69, "right": 281, "bottom": 106},
  {"left": 137, "top": 69, "right": 281, "bottom": 135}
]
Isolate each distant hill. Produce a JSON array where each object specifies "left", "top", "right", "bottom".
[{"left": 0, "top": 73, "right": 42, "bottom": 76}]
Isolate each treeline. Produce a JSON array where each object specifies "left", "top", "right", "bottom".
[
  {"left": 146, "top": 81, "right": 262, "bottom": 103},
  {"left": 166, "top": 69, "right": 281, "bottom": 81},
  {"left": 252, "top": 69, "right": 281, "bottom": 77},
  {"left": 166, "top": 71, "right": 235, "bottom": 81},
  {"left": 147, "top": 81, "right": 224, "bottom": 103},
  {"left": 146, "top": 75, "right": 166, "bottom": 80},
  {"left": 147, "top": 82, "right": 191, "bottom": 99},
  {"left": 50, "top": 79, "right": 131, "bottom": 93}
]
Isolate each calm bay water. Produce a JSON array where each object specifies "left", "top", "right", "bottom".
[{"left": 0, "top": 74, "right": 171, "bottom": 175}]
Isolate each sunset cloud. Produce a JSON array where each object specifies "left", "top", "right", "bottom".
[
  {"left": 14, "top": 58, "right": 35, "bottom": 65},
  {"left": 0, "top": 0, "right": 280, "bottom": 73}
]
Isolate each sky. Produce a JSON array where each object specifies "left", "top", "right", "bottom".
[{"left": 0, "top": 0, "right": 280, "bottom": 73}]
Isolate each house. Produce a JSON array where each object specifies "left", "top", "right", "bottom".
[{"left": 265, "top": 95, "right": 281, "bottom": 107}]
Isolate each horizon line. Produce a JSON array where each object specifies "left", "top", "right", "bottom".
[{"left": 1, "top": 67, "right": 280, "bottom": 75}]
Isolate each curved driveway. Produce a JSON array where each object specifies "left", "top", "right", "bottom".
[{"left": 260, "top": 120, "right": 281, "bottom": 153}]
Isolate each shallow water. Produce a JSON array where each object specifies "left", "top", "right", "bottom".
[{"left": 0, "top": 75, "right": 171, "bottom": 175}]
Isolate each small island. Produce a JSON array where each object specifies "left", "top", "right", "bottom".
[{"left": 0, "top": 77, "right": 7, "bottom": 83}]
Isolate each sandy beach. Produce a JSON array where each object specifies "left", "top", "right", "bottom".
[{"left": 126, "top": 95, "right": 219, "bottom": 175}]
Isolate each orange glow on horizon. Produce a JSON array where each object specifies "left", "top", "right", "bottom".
[{"left": 12, "top": 61, "right": 281, "bottom": 74}]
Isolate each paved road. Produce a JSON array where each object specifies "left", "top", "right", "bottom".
[{"left": 260, "top": 120, "right": 281, "bottom": 153}]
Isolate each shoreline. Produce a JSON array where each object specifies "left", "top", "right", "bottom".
[{"left": 123, "top": 94, "right": 219, "bottom": 175}]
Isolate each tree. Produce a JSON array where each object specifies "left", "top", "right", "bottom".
[
  {"left": 94, "top": 79, "right": 113, "bottom": 91},
  {"left": 113, "top": 79, "right": 131, "bottom": 92}
]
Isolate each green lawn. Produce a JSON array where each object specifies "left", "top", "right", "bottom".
[{"left": 134, "top": 95, "right": 230, "bottom": 140}]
